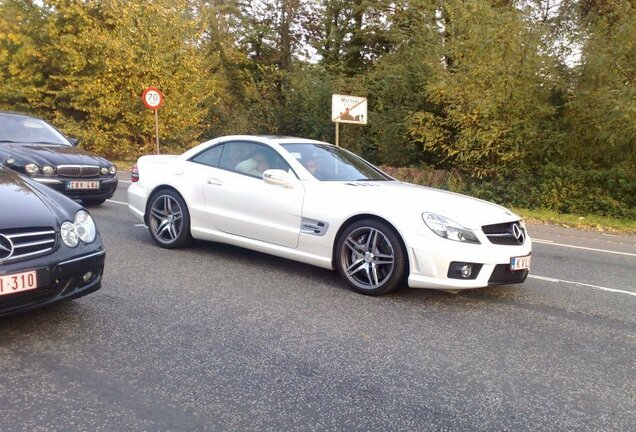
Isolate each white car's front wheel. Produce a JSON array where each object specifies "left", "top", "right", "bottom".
[
  {"left": 336, "top": 219, "right": 407, "bottom": 295},
  {"left": 147, "top": 189, "right": 192, "bottom": 249}
]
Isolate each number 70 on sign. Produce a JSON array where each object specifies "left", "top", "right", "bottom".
[{"left": 142, "top": 87, "right": 164, "bottom": 110}]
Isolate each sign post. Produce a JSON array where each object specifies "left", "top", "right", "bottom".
[
  {"left": 141, "top": 87, "right": 164, "bottom": 154},
  {"left": 331, "top": 94, "right": 368, "bottom": 147}
]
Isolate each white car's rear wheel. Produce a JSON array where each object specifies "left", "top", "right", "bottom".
[
  {"left": 147, "top": 190, "right": 192, "bottom": 249},
  {"left": 336, "top": 219, "right": 406, "bottom": 295}
]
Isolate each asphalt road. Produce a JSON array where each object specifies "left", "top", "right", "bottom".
[{"left": 1, "top": 173, "right": 635, "bottom": 431}]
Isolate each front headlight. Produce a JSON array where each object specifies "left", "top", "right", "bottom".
[
  {"left": 25, "top": 163, "right": 40, "bottom": 175},
  {"left": 61, "top": 210, "right": 97, "bottom": 247},
  {"left": 61, "top": 221, "right": 79, "bottom": 247},
  {"left": 100, "top": 167, "right": 109, "bottom": 175},
  {"left": 109, "top": 165, "right": 117, "bottom": 175},
  {"left": 42, "top": 165, "right": 55, "bottom": 175},
  {"left": 74, "top": 210, "right": 96, "bottom": 243},
  {"left": 422, "top": 212, "right": 480, "bottom": 244}
]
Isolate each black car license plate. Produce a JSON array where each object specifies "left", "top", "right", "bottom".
[{"left": 68, "top": 180, "right": 100, "bottom": 190}]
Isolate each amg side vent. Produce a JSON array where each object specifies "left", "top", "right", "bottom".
[{"left": 300, "top": 218, "right": 329, "bottom": 236}]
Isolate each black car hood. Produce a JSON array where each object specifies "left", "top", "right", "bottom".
[
  {"left": 0, "top": 142, "right": 111, "bottom": 166},
  {"left": 0, "top": 167, "right": 79, "bottom": 230}
]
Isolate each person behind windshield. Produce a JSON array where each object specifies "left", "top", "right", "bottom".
[
  {"left": 303, "top": 158, "right": 318, "bottom": 177},
  {"left": 235, "top": 152, "right": 270, "bottom": 177}
]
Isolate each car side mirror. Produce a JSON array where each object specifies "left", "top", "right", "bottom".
[
  {"left": 262, "top": 169, "right": 293, "bottom": 188},
  {"left": 68, "top": 138, "right": 79, "bottom": 146}
]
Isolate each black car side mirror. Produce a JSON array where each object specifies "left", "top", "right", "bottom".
[{"left": 68, "top": 138, "right": 79, "bottom": 146}]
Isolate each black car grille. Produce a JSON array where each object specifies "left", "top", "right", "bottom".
[
  {"left": 482, "top": 221, "right": 527, "bottom": 246},
  {"left": 488, "top": 264, "right": 528, "bottom": 285},
  {"left": 0, "top": 228, "right": 57, "bottom": 264},
  {"left": 57, "top": 165, "right": 100, "bottom": 177}
]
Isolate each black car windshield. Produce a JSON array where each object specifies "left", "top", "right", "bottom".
[
  {"left": 281, "top": 143, "right": 391, "bottom": 181},
  {"left": 0, "top": 115, "right": 71, "bottom": 146}
]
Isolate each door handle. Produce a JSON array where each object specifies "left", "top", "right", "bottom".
[{"left": 207, "top": 177, "right": 223, "bottom": 186}]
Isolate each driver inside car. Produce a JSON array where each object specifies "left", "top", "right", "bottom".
[{"left": 235, "top": 152, "right": 270, "bottom": 177}]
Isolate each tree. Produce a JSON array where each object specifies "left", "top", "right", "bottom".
[
  {"left": 564, "top": 0, "right": 636, "bottom": 170},
  {"left": 407, "top": 0, "right": 558, "bottom": 177},
  {"left": 0, "top": 0, "right": 215, "bottom": 158}
]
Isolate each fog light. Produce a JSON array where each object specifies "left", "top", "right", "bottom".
[
  {"left": 447, "top": 261, "right": 483, "bottom": 280},
  {"left": 82, "top": 272, "right": 93, "bottom": 283},
  {"left": 461, "top": 264, "right": 472, "bottom": 278}
]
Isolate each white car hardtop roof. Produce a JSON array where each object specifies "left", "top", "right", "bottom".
[
  {"left": 180, "top": 135, "right": 336, "bottom": 160},
  {"left": 222, "top": 135, "right": 332, "bottom": 146}
]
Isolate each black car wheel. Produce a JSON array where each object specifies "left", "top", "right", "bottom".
[
  {"left": 147, "top": 189, "right": 192, "bottom": 249},
  {"left": 82, "top": 198, "right": 106, "bottom": 206},
  {"left": 335, "top": 219, "right": 407, "bottom": 295}
]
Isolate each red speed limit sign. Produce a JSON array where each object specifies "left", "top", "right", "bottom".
[
  {"left": 141, "top": 87, "right": 164, "bottom": 110},
  {"left": 142, "top": 87, "right": 164, "bottom": 154}
]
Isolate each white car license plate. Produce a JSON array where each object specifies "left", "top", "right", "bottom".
[
  {"left": 510, "top": 255, "right": 531, "bottom": 271},
  {"left": 0, "top": 270, "right": 38, "bottom": 296},
  {"left": 69, "top": 180, "right": 100, "bottom": 190}
]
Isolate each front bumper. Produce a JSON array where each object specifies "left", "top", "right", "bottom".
[
  {"left": 32, "top": 176, "right": 118, "bottom": 200},
  {"left": 0, "top": 249, "right": 105, "bottom": 318},
  {"left": 406, "top": 233, "right": 532, "bottom": 290}
]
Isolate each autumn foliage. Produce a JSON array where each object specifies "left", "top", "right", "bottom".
[{"left": 0, "top": 0, "right": 634, "bottom": 217}]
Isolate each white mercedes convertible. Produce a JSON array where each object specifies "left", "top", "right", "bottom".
[{"left": 128, "top": 136, "right": 531, "bottom": 295}]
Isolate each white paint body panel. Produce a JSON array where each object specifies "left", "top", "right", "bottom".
[{"left": 128, "top": 136, "right": 532, "bottom": 290}]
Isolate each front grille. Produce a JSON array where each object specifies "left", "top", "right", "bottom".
[
  {"left": 482, "top": 221, "right": 526, "bottom": 246},
  {"left": 488, "top": 264, "right": 528, "bottom": 285},
  {"left": 0, "top": 228, "right": 56, "bottom": 264},
  {"left": 57, "top": 165, "right": 100, "bottom": 177}
]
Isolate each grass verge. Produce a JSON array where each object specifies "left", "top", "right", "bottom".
[{"left": 512, "top": 207, "right": 636, "bottom": 235}]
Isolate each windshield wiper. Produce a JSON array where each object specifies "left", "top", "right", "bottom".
[
  {"left": 30, "top": 141, "right": 67, "bottom": 145},
  {"left": 355, "top": 178, "right": 388, "bottom": 181}
]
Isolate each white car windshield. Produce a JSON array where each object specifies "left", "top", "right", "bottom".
[
  {"left": 0, "top": 115, "right": 71, "bottom": 146},
  {"left": 281, "top": 143, "right": 391, "bottom": 182}
]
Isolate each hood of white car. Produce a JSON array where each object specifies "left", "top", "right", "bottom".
[{"left": 332, "top": 180, "right": 519, "bottom": 229}]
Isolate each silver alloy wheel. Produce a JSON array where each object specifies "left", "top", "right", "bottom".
[
  {"left": 149, "top": 194, "right": 184, "bottom": 244},
  {"left": 340, "top": 226, "right": 395, "bottom": 290}
]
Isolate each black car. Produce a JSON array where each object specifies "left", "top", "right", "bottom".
[
  {"left": 0, "top": 111, "right": 118, "bottom": 206},
  {"left": 0, "top": 166, "right": 105, "bottom": 318}
]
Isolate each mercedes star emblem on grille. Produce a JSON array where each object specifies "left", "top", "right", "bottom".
[
  {"left": 511, "top": 223, "right": 525, "bottom": 244},
  {"left": 0, "top": 234, "right": 14, "bottom": 260}
]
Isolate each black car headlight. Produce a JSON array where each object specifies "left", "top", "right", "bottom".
[
  {"left": 109, "top": 165, "right": 117, "bottom": 175},
  {"left": 25, "top": 163, "right": 40, "bottom": 175},
  {"left": 61, "top": 210, "right": 97, "bottom": 247},
  {"left": 42, "top": 165, "right": 55, "bottom": 175},
  {"left": 422, "top": 212, "right": 480, "bottom": 244},
  {"left": 100, "top": 167, "right": 109, "bottom": 175}
]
